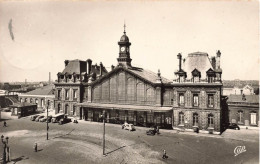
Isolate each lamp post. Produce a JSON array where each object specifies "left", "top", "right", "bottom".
[
  {"left": 47, "top": 100, "right": 49, "bottom": 140},
  {"left": 1, "top": 135, "right": 10, "bottom": 164},
  {"left": 101, "top": 110, "right": 106, "bottom": 156}
]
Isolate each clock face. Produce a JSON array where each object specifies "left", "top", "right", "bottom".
[{"left": 121, "top": 47, "right": 125, "bottom": 52}]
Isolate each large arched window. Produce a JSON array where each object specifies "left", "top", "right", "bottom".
[
  {"left": 137, "top": 82, "right": 144, "bottom": 103},
  {"left": 65, "top": 104, "right": 69, "bottom": 114},
  {"left": 127, "top": 78, "right": 135, "bottom": 102}
]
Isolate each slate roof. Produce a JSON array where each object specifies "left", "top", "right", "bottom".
[
  {"left": 227, "top": 95, "right": 259, "bottom": 103},
  {"left": 128, "top": 67, "right": 171, "bottom": 83},
  {"left": 25, "top": 85, "right": 55, "bottom": 95},
  {"left": 183, "top": 52, "right": 213, "bottom": 79},
  {"left": 62, "top": 59, "right": 86, "bottom": 74}
]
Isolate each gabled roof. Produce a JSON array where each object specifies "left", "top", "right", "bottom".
[
  {"left": 191, "top": 68, "right": 201, "bottom": 77},
  {"left": 91, "top": 66, "right": 171, "bottom": 86},
  {"left": 25, "top": 85, "right": 55, "bottom": 95},
  {"left": 183, "top": 52, "right": 213, "bottom": 79}
]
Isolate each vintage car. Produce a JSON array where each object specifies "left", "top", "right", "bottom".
[
  {"left": 228, "top": 123, "right": 240, "bottom": 130},
  {"left": 59, "top": 115, "right": 71, "bottom": 125},
  {"left": 35, "top": 115, "right": 45, "bottom": 122},
  {"left": 51, "top": 113, "right": 65, "bottom": 123},
  {"left": 122, "top": 123, "right": 135, "bottom": 131},
  {"left": 30, "top": 115, "right": 40, "bottom": 121},
  {"left": 146, "top": 126, "right": 159, "bottom": 136}
]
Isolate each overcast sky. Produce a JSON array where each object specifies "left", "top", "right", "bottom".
[{"left": 0, "top": 0, "right": 259, "bottom": 82}]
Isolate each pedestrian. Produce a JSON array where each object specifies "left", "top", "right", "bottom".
[
  {"left": 3, "top": 121, "right": 7, "bottom": 127},
  {"left": 34, "top": 142, "right": 38, "bottom": 152},
  {"left": 156, "top": 126, "right": 160, "bottom": 134},
  {"left": 162, "top": 149, "right": 168, "bottom": 159}
]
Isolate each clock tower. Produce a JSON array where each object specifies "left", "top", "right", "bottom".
[{"left": 117, "top": 24, "right": 132, "bottom": 67}]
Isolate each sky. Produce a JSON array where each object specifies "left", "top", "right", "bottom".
[{"left": 0, "top": 0, "right": 259, "bottom": 82}]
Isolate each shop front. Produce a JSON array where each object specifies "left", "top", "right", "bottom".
[{"left": 77, "top": 103, "right": 173, "bottom": 129}]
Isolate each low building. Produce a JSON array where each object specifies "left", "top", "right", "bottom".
[
  {"left": 9, "top": 102, "right": 37, "bottom": 118},
  {"left": 19, "top": 85, "right": 55, "bottom": 111},
  {"left": 228, "top": 94, "right": 259, "bottom": 126}
]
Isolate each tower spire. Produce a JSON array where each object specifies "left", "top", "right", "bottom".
[{"left": 123, "top": 22, "right": 126, "bottom": 34}]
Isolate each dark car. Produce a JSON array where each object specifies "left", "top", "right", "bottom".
[
  {"left": 146, "top": 128, "right": 158, "bottom": 136},
  {"left": 228, "top": 123, "right": 240, "bottom": 130},
  {"left": 59, "top": 116, "right": 71, "bottom": 125}
]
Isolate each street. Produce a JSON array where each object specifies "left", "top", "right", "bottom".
[{"left": 0, "top": 112, "right": 259, "bottom": 164}]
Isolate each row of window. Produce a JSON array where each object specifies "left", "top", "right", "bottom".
[
  {"left": 57, "top": 104, "right": 76, "bottom": 116},
  {"left": 178, "top": 112, "right": 214, "bottom": 127},
  {"left": 57, "top": 89, "right": 77, "bottom": 100},
  {"left": 178, "top": 93, "right": 214, "bottom": 108}
]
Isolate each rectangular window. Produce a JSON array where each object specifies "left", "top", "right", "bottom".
[
  {"left": 208, "top": 94, "right": 214, "bottom": 108},
  {"left": 193, "top": 114, "right": 199, "bottom": 126},
  {"left": 179, "top": 112, "right": 184, "bottom": 125},
  {"left": 250, "top": 113, "right": 257, "bottom": 125},
  {"left": 179, "top": 93, "right": 184, "bottom": 106},
  {"left": 58, "top": 90, "right": 61, "bottom": 99},
  {"left": 73, "top": 90, "right": 77, "bottom": 99},
  {"left": 193, "top": 94, "right": 199, "bottom": 107},
  {"left": 66, "top": 90, "right": 69, "bottom": 100},
  {"left": 208, "top": 114, "right": 214, "bottom": 127},
  {"left": 194, "top": 76, "right": 199, "bottom": 83}
]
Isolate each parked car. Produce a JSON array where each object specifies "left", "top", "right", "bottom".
[
  {"left": 31, "top": 115, "right": 40, "bottom": 121},
  {"left": 122, "top": 123, "right": 135, "bottom": 131},
  {"left": 146, "top": 126, "right": 159, "bottom": 136},
  {"left": 35, "top": 115, "right": 45, "bottom": 122},
  {"left": 51, "top": 114, "right": 65, "bottom": 123},
  {"left": 228, "top": 123, "right": 240, "bottom": 130},
  {"left": 46, "top": 116, "right": 52, "bottom": 123},
  {"left": 59, "top": 115, "right": 71, "bottom": 125}
]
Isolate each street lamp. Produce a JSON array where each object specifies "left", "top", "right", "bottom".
[
  {"left": 47, "top": 100, "right": 49, "bottom": 140},
  {"left": 100, "top": 110, "right": 106, "bottom": 157},
  {"left": 1, "top": 135, "right": 10, "bottom": 163}
]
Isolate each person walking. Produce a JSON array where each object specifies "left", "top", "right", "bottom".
[
  {"left": 162, "top": 149, "right": 168, "bottom": 159},
  {"left": 34, "top": 142, "right": 38, "bottom": 152},
  {"left": 3, "top": 121, "right": 7, "bottom": 127}
]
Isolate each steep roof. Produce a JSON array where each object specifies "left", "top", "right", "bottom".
[
  {"left": 227, "top": 95, "right": 259, "bottom": 103},
  {"left": 62, "top": 59, "right": 86, "bottom": 74},
  {"left": 25, "top": 85, "right": 55, "bottom": 95},
  {"left": 128, "top": 67, "right": 171, "bottom": 83},
  {"left": 183, "top": 52, "right": 213, "bottom": 79},
  {"left": 91, "top": 66, "right": 171, "bottom": 86}
]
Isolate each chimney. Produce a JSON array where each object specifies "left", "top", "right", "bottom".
[
  {"left": 86, "top": 59, "right": 92, "bottom": 74},
  {"left": 216, "top": 50, "right": 221, "bottom": 69},
  {"left": 49, "top": 72, "right": 51, "bottom": 84},
  {"left": 211, "top": 57, "right": 216, "bottom": 69},
  {"left": 156, "top": 69, "right": 162, "bottom": 83},
  {"left": 65, "top": 60, "right": 69, "bottom": 67},
  {"left": 99, "top": 62, "right": 103, "bottom": 76},
  {"left": 177, "top": 53, "right": 182, "bottom": 71},
  {"left": 111, "top": 65, "right": 115, "bottom": 71}
]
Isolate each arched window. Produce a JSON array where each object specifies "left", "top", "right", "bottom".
[
  {"left": 137, "top": 82, "right": 144, "bottom": 103},
  {"left": 179, "top": 112, "right": 184, "bottom": 125},
  {"left": 193, "top": 113, "right": 199, "bottom": 126},
  {"left": 208, "top": 113, "right": 214, "bottom": 127},
  {"left": 30, "top": 98, "right": 33, "bottom": 103}
]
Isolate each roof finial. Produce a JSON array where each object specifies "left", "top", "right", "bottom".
[{"left": 123, "top": 21, "right": 126, "bottom": 34}]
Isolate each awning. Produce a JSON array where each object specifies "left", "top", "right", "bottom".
[{"left": 76, "top": 102, "right": 173, "bottom": 113}]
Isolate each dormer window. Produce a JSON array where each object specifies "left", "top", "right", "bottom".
[
  {"left": 206, "top": 68, "right": 216, "bottom": 83},
  {"left": 191, "top": 69, "right": 201, "bottom": 83}
]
